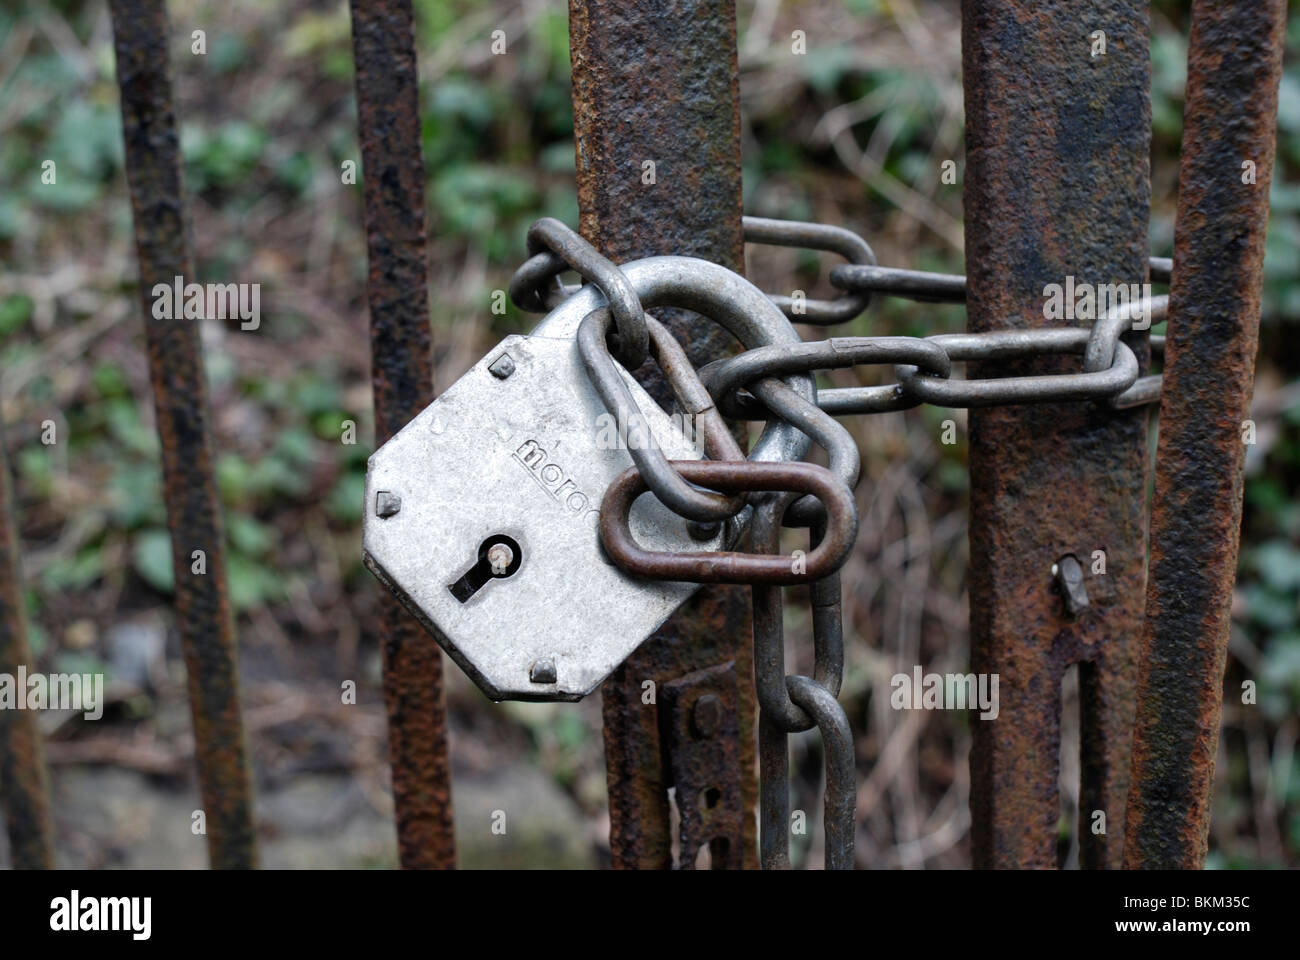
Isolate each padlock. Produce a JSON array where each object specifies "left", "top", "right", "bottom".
[{"left": 363, "top": 256, "right": 814, "bottom": 701}]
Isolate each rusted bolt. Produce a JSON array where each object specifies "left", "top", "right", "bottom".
[
  {"left": 1052, "top": 555, "right": 1089, "bottom": 618},
  {"left": 692, "top": 694, "right": 722, "bottom": 738},
  {"left": 488, "top": 353, "right": 516, "bottom": 380},
  {"left": 529, "top": 658, "right": 557, "bottom": 684},
  {"left": 375, "top": 490, "right": 402, "bottom": 518},
  {"left": 487, "top": 542, "right": 514, "bottom": 575}
]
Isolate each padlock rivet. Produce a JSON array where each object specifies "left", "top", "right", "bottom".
[
  {"left": 375, "top": 490, "right": 401, "bottom": 518},
  {"left": 488, "top": 353, "right": 516, "bottom": 380},
  {"left": 529, "top": 658, "right": 557, "bottom": 684}
]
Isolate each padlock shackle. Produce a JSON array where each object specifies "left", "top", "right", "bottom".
[{"left": 530, "top": 256, "right": 816, "bottom": 466}]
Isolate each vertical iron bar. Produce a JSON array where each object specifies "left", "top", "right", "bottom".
[
  {"left": 661, "top": 664, "right": 747, "bottom": 869},
  {"left": 0, "top": 432, "right": 55, "bottom": 868},
  {"left": 961, "top": 0, "right": 1151, "bottom": 868},
  {"left": 1124, "top": 0, "right": 1286, "bottom": 870},
  {"left": 569, "top": 0, "right": 757, "bottom": 868},
  {"left": 109, "top": 0, "right": 257, "bottom": 869},
  {"left": 349, "top": 0, "right": 456, "bottom": 869}
]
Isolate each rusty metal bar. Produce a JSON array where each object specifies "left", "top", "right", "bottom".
[
  {"left": 348, "top": 0, "right": 455, "bottom": 869},
  {"left": 661, "top": 664, "right": 745, "bottom": 869},
  {"left": 109, "top": 0, "right": 257, "bottom": 870},
  {"left": 1124, "top": 0, "right": 1287, "bottom": 870},
  {"left": 961, "top": 0, "right": 1151, "bottom": 868},
  {"left": 568, "top": 0, "right": 757, "bottom": 868},
  {"left": 0, "top": 431, "right": 54, "bottom": 868}
]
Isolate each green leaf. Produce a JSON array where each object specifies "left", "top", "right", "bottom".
[
  {"left": 17, "top": 447, "right": 54, "bottom": 497},
  {"left": 228, "top": 554, "right": 280, "bottom": 610},
  {"left": 0, "top": 294, "right": 33, "bottom": 336},
  {"left": 428, "top": 79, "right": 496, "bottom": 129},
  {"left": 131, "top": 529, "right": 175, "bottom": 594},
  {"left": 1260, "top": 632, "right": 1300, "bottom": 720},
  {"left": 27, "top": 621, "right": 47, "bottom": 659},
  {"left": 92, "top": 361, "right": 130, "bottom": 398},
  {"left": 292, "top": 372, "right": 341, "bottom": 417},
  {"left": 54, "top": 651, "right": 109, "bottom": 681},
  {"left": 273, "top": 426, "right": 316, "bottom": 468},
  {"left": 1240, "top": 584, "right": 1297, "bottom": 631},
  {"left": 274, "top": 151, "right": 315, "bottom": 195},
  {"left": 31, "top": 179, "right": 100, "bottom": 212},
  {"left": 109, "top": 463, "right": 164, "bottom": 530},
  {"left": 326, "top": 470, "right": 366, "bottom": 524},
  {"left": 227, "top": 512, "right": 273, "bottom": 558},
  {"left": 1251, "top": 540, "right": 1300, "bottom": 591},
  {"left": 1277, "top": 72, "right": 1300, "bottom": 133},
  {"left": 42, "top": 546, "right": 106, "bottom": 592},
  {"left": 217, "top": 453, "right": 253, "bottom": 505},
  {"left": 105, "top": 397, "right": 157, "bottom": 455}
]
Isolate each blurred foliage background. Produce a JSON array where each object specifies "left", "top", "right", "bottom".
[{"left": 0, "top": 0, "right": 1296, "bottom": 868}]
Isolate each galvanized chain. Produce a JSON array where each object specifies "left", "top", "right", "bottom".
[
  {"left": 744, "top": 217, "right": 1169, "bottom": 413},
  {"left": 507, "top": 215, "right": 1171, "bottom": 870},
  {"left": 512, "top": 216, "right": 1170, "bottom": 426},
  {"left": 746, "top": 376, "right": 859, "bottom": 869},
  {"left": 509, "top": 217, "right": 650, "bottom": 369},
  {"left": 580, "top": 308, "right": 747, "bottom": 524}
]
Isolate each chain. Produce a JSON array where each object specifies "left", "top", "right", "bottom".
[
  {"left": 580, "top": 308, "right": 747, "bottom": 523},
  {"left": 514, "top": 216, "right": 1168, "bottom": 422},
  {"left": 742, "top": 216, "right": 877, "bottom": 323},
  {"left": 747, "top": 377, "right": 859, "bottom": 868},
  {"left": 509, "top": 215, "right": 1169, "bottom": 870},
  {"left": 508, "top": 217, "right": 649, "bottom": 369},
  {"left": 699, "top": 337, "right": 952, "bottom": 417}
]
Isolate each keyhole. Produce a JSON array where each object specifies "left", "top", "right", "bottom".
[{"left": 448, "top": 534, "right": 522, "bottom": 603}]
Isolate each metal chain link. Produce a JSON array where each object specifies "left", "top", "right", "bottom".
[
  {"left": 749, "top": 376, "right": 858, "bottom": 869},
  {"left": 508, "top": 217, "right": 649, "bottom": 369},
  {"left": 579, "top": 308, "right": 747, "bottom": 523},
  {"left": 699, "top": 336, "right": 952, "bottom": 418},
  {"left": 742, "top": 217, "right": 877, "bottom": 323}
]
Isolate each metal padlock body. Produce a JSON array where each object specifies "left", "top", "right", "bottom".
[{"left": 364, "top": 257, "right": 814, "bottom": 701}]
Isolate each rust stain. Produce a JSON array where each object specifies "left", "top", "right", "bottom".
[{"left": 1124, "top": 0, "right": 1286, "bottom": 870}]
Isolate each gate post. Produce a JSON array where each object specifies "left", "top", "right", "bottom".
[
  {"left": 1124, "top": 0, "right": 1286, "bottom": 869},
  {"left": 568, "top": 0, "right": 757, "bottom": 868},
  {"left": 960, "top": 1, "right": 1152, "bottom": 868}
]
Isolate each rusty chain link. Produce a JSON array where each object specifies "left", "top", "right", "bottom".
[{"left": 507, "top": 215, "right": 1172, "bottom": 870}]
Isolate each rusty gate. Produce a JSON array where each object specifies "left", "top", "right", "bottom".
[{"left": 0, "top": 0, "right": 1287, "bottom": 870}]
